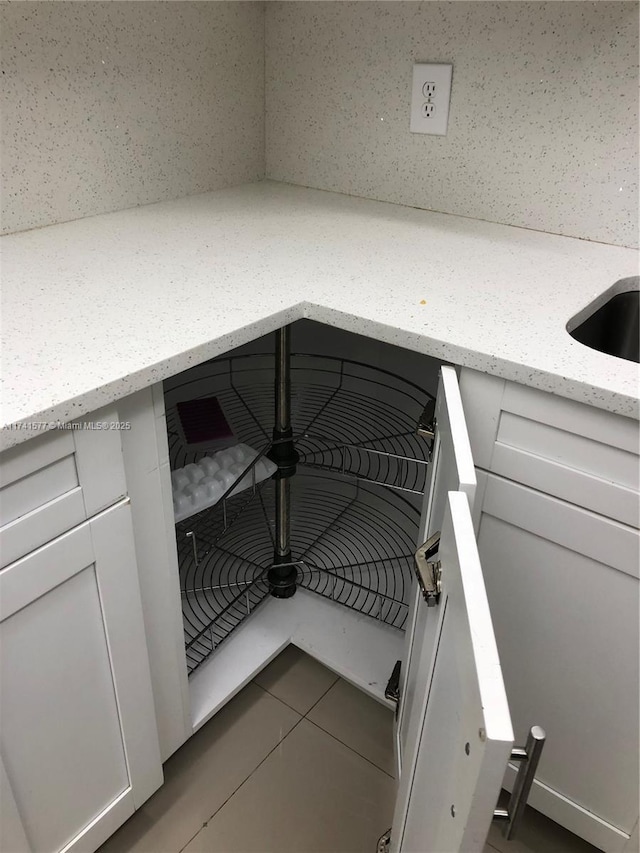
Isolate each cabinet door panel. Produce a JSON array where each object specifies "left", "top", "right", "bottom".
[
  {"left": 398, "top": 366, "right": 477, "bottom": 769},
  {"left": 1, "top": 566, "right": 130, "bottom": 852},
  {"left": 0, "top": 757, "right": 30, "bottom": 853},
  {"left": 0, "top": 502, "right": 162, "bottom": 853},
  {"left": 393, "top": 367, "right": 512, "bottom": 853},
  {"left": 477, "top": 474, "right": 639, "bottom": 845},
  {"left": 481, "top": 473, "right": 638, "bottom": 578},
  {"left": 392, "top": 493, "right": 513, "bottom": 853},
  {"left": 459, "top": 367, "right": 640, "bottom": 527}
]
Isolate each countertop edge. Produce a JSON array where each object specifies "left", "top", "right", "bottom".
[{"left": 2, "top": 181, "right": 639, "bottom": 452}]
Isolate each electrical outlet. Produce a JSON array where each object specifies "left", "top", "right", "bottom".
[{"left": 410, "top": 63, "right": 452, "bottom": 136}]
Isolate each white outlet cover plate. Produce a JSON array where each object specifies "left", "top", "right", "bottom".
[{"left": 410, "top": 63, "right": 453, "bottom": 136}]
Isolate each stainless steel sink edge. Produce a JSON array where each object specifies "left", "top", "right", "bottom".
[
  {"left": 566, "top": 275, "right": 639, "bottom": 335},
  {"left": 567, "top": 276, "right": 639, "bottom": 364}
]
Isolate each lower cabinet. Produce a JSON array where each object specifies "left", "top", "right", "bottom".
[
  {"left": 475, "top": 471, "right": 640, "bottom": 853},
  {"left": 0, "top": 500, "right": 163, "bottom": 853},
  {"left": 146, "top": 360, "right": 520, "bottom": 852}
]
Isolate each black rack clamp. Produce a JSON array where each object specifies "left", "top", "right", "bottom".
[{"left": 267, "top": 428, "right": 300, "bottom": 479}]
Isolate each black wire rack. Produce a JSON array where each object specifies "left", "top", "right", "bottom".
[{"left": 165, "top": 353, "right": 433, "bottom": 675}]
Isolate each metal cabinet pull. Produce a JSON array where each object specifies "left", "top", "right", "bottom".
[{"left": 493, "top": 726, "right": 546, "bottom": 839}]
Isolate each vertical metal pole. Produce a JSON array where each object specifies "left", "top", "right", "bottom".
[
  {"left": 275, "top": 325, "right": 291, "bottom": 435},
  {"left": 267, "top": 326, "right": 298, "bottom": 598},
  {"left": 187, "top": 531, "right": 198, "bottom": 566},
  {"left": 274, "top": 326, "right": 291, "bottom": 561},
  {"left": 274, "top": 478, "right": 290, "bottom": 561}
]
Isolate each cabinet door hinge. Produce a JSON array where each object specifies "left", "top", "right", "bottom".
[
  {"left": 384, "top": 659, "right": 402, "bottom": 719},
  {"left": 417, "top": 398, "right": 436, "bottom": 456},
  {"left": 414, "top": 531, "right": 441, "bottom": 606}
]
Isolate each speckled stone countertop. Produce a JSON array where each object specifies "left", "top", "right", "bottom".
[{"left": 1, "top": 181, "right": 638, "bottom": 450}]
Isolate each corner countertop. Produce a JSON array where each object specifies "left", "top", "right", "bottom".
[{"left": 1, "top": 180, "right": 638, "bottom": 450}]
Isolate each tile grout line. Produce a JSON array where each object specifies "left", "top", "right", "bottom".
[
  {"left": 251, "top": 678, "right": 303, "bottom": 715},
  {"left": 255, "top": 675, "right": 396, "bottom": 778},
  {"left": 178, "top": 675, "right": 388, "bottom": 853},
  {"left": 176, "top": 678, "right": 345, "bottom": 853},
  {"left": 301, "top": 673, "right": 341, "bottom": 717},
  {"left": 300, "top": 676, "right": 396, "bottom": 780},
  {"left": 251, "top": 671, "right": 340, "bottom": 718},
  {"left": 175, "top": 710, "right": 305, "bottom": 853},
  {"left": 304, "top": 716, "right": 396, "bottom": 781}
]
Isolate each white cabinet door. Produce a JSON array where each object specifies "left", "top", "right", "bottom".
[
  {"left": 0, "top": 756, "right": 30, "bottom": 853},
  {"left": 476, "top": 472, "right": 639, "bottom": 853},
  {"left": 0, "top": 501, "right": 163, "bottom": 853},
  {"left": 391, "top": 367, "right": 514, "bottom": 853},
  {"left": 396, "top": 366, "right": 477, "bottom": 771}
]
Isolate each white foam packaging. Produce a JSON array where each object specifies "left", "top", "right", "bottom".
[{"left": 172, "top": 443, "right": 276, "bottom": 523}]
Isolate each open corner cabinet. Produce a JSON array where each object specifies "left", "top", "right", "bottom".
[
  {"left": 162, "top": 320, "right": 540, "bottom": 852},
  {"left": 165, "top": 323, "right": 432, "bottom": 677}
]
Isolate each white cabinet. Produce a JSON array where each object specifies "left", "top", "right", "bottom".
[
  {"left": 459, "top": 370, "right": 639, "bottom": 527},
  {"left": 0, "top": 418, "right": 163, "bottom": 853},
  {"left": 391, "top": 368, "right": 514, "bottom": 852},
  {"left": 0, "top": 407, "right": 128, "bottom": 568},
  {"left": 160, "top": 356, "right": 524, "bottom": 852},
  {"left": 10, "top": 329, "right": 632, "bottom": 853},
  {"left": 460, "top": 368, "right": 640, "bottom": 853},
  {"left": 476, "top": 474, "right": 638, "bottom": 852},
  {"left": 117, "top": 387, "right": 192, "bottom": 762},
  {"left": 396, "top": 363, "right": 478, "bottom": 772},
  {"left": 0, "top": 502, "right": 163, "bottom": 853}
]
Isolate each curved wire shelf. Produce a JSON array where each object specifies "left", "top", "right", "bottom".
[
  {"left": 179, "top": 473, "right": 419, "bottom": 674},
  {"left": 164, "top": 353, "right": 432, "bottom": 674},
  {"left": 165, "top": 353, "right": 432, "bottom": 493}
]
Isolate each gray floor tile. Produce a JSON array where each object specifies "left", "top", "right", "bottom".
[
  {"left": 98, "top": 658, "right": 605, "bottom": 853},
  {"left": 98, "top": 683, "right": 300, "bottom": 853},
  {"left": 183, "top": 719, "right": 396, "bottom": 853},
  {"left": 253, "top": 644, "right": 339, "bottom": 714},
  {"left": 308, "top": 677, "right": 395, "bottom": 776}
]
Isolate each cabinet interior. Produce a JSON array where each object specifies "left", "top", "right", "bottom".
[{"left": 163, "top": 321, "right": 443, "bottom": 676}]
